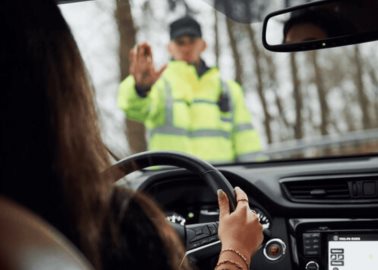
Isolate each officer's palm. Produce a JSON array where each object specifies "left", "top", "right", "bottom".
[{"left": 129, "top": 43, "right": 166, "bottom": 88}]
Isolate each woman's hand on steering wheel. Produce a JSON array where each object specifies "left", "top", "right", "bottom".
[{"left": 217, "top": 186, "right": 263, "bottom": 262}]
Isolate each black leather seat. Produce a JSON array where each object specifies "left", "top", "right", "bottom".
[{"left": 0, "top": 197, "right": 93, "bottom": 270}]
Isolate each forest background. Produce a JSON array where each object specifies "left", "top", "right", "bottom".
[{"left": 60, "top": 0, "right": 378, "bottom": 160}]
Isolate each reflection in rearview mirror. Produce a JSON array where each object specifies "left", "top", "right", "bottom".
[{"left": 263, "top": 0, "right": 378, "bottom": 52}]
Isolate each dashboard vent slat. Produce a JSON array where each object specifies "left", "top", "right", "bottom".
[{"left": 281, "top": 174, "right": 378, "bottom": 203}]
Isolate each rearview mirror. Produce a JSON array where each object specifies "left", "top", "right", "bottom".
[{"left": 262, "top": 0, "right": 378, "bottom": 52}]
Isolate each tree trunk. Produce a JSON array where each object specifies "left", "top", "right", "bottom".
[
  {"left": 343, "top": 99, "right": 356, "bottom": 131},
  {"left": 368, "top": 65, "right": 378, "bottom": 128},
  {"left": 309, "top": 51, "right": 329, "bottom": 135},
  {"left": 214, "top": 6, "right": 220, "bottom": 67},
  {"left": 246, "top": 25, "right": 273, "bottom": 144},
  {"left": 353, "top": 46, "right": 371, "bottom": 130},
  {"left": 115, "top": 0, "right": 147, "bottom": 153},
  {"left": 225, "top": 19, "right": 243, "bottom": 84},
  {"left": 115, "top": 0, "right": 136, "bottom": 79},
  {"left": 264, "top": 52, "right": 291, "bottom": 132},
  {"left": 290, "top": 53, "right": 303, "bottom": 140}
]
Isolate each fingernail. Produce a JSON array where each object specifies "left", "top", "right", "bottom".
[
  {"left": 217, "top": 189, "right": 224, "bottom": 197},
  {"left": 234, "top": 186, "right": 240, "bottom": 191}
]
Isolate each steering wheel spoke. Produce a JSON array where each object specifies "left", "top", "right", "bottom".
[{"left": 186, "top": 222, "right": 219, "bottom": 250}]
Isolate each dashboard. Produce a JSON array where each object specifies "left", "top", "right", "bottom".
[{"left": 130, "top": 154, "right": 378, "bottom": 270}]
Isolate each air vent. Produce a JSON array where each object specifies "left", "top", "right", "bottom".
[
  {"left": 284, "top": 180, "right": 350, "bottom": 200},
  {"left": 281, "top": 173, "right": 378, "bottom": 203}
]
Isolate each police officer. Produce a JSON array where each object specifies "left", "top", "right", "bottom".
[{"left": 118, "top": 16, "right": 261, "bottom": 163}]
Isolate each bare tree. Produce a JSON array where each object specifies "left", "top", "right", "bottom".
[
  {"left": 264, "top": 53, "right": 291, "bottom": 133},
  {"left": 367, "top": 60, "right": 378, "bottom": 128},
  {"left": 290, "top": 53, "right": 304, "bottom": 140},
  {"left": 214, "top": 6, "right": 220, "bottom": 67},
  {"left": 225, "top": 19, "right": 243, "bottom": 84},
  {"left": 115, "top": 0, "right": 147, "bottom": 154},
  {"left": 309, "top": 51, "right": 329, "bottom": 135},
  {"left": 246, "top": 25, "right": 272, "bottom": 144},
  {"left": 353, "top": 45, "right": 372, "bottom": 130},
  {"left": 115, "top": 0, "right": 136, "bottom": 78},
  {"left": 343, "top": 96, "right": 357, "bottom": 132}
]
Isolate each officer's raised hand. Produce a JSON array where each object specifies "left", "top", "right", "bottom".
[{"left": 129, "top": 43, "right": 166, "bottom": 95}]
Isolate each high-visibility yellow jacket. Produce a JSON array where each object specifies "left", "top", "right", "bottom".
[{"left": 118, "top": 61, "right": 261, "bottom": 163}]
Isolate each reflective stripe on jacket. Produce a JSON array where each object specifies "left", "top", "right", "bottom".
[{"left": 118, "top": 61, "right": 261, "bottom": 163}]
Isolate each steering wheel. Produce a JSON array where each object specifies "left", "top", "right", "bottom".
[{"left": 104, "top": 151, "right": 237, "bottom": 260}]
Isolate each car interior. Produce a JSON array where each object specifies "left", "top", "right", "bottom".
[
  {"left": 0, "top": 198, "right": 93, "bottom": 270},
  {"left": 3, "top": 0, "right": 378, "bottom": 270}
]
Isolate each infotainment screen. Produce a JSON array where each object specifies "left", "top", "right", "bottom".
[{"left": 328, "top": 234, "right": 378, "bottom": 270}]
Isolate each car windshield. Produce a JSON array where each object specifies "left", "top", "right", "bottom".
[{"left": 60, "top": 0, "right": 378, "bottom": 164}]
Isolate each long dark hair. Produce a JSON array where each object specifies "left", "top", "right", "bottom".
[
  {"left": 0, "top": 1, "right": 191, "bottom": 270},
  {"left": 0, "top": 0, "right": 111, "bottom": 267},
  {"left": 102, "top": 187, "right": 191, "bottom": 270}
]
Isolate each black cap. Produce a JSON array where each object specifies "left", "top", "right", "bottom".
[{"left": 169, "top": 16, "right": 202, "bottom": 40}]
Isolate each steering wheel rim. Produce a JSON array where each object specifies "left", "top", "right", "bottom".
[
  {"left": 104, "top": 150, "right": 239, "bottom": 262},
  {"left": 105, "top": 151, "right": 237, "bottom": 211}
]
